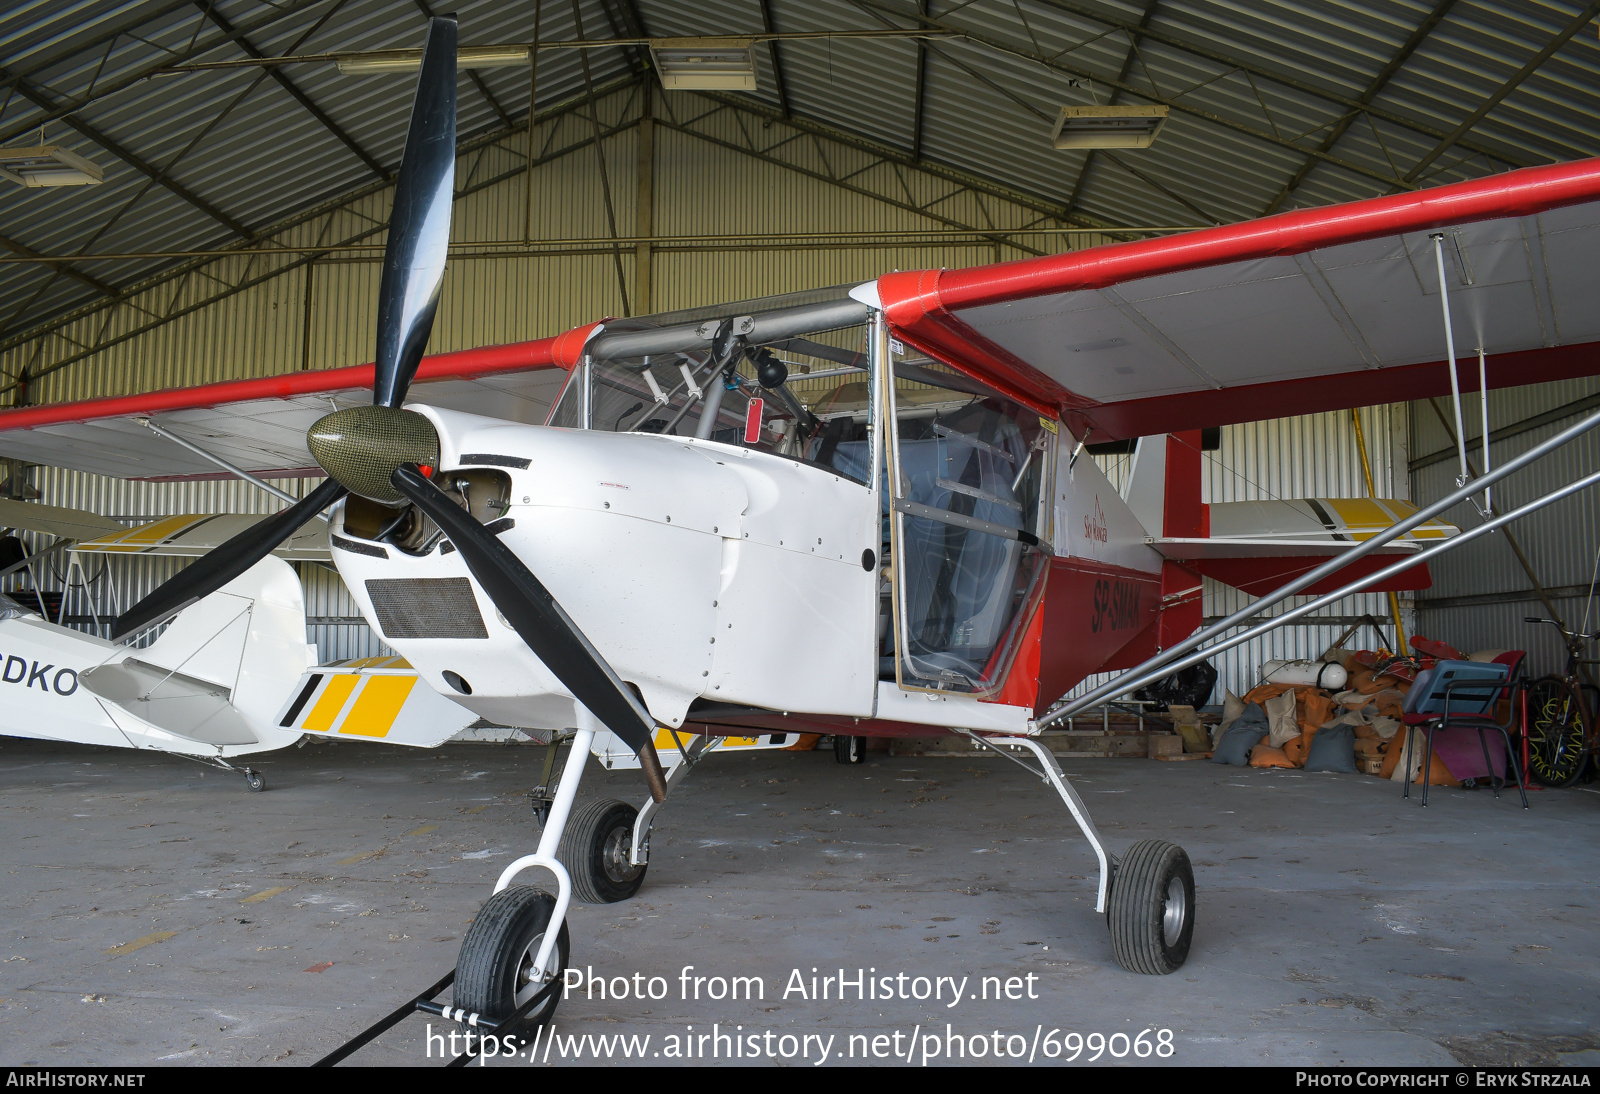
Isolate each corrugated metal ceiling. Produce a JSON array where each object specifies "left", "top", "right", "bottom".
[{"left": 1, "top": 0, "right": 1597, "bottom": 342}]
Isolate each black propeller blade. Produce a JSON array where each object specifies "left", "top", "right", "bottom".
[
  {"left": 373, "top": 15, "right": 456, "bottom": 409},
  {"left": 111, "top": 478, "right": 347, "bottom": 640},
  {"left": 114, "top": 17, "right": 458, "bottom": 637},
  {"left": 391, "top": 463, "right": 669, "bottom": 802}
]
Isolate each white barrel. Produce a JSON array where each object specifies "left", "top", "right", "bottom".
[{"left": 1259, "top": 658, "right": 1348, "bottom": 689}]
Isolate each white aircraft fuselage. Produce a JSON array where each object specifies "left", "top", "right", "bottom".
[{"left": 330, "top": 405, "right": 882, "bottom": 734}]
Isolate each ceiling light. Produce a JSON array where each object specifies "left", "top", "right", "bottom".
[
  {"left": 650, "top": 37, "right": 757, "bottom": 90},
  {"left": 1050, "top": 105, "right": 1170, "bottom": 150},
  {"left": 336, "top": 45, "right": 530, "bottom": 74},
  {"left": 0, "top": 145, "right": 104, "bottom": 187}
]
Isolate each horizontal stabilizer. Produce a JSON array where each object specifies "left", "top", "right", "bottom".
[
  {"left": 0, "top": 497, "right": 123, "bottom": 541},
  {"left": 276, "top": 656, "right": 475, "bottom": 747}
]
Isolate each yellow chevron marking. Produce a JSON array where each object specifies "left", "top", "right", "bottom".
[
  {"left": 339, "top": 675, "right": 416, "bottom": 738},
  {"left": 303, "top": 675, "right": 359, "bottom": 732},
  {"left": 122, "top": 514, "right": 207, "bottom": 546}
]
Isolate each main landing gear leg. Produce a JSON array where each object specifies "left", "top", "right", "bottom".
[
  {"left": 953, "top": 730, "right": 1196, "bottom": 975},
  {"left": 623, "top": 733, "right": 723, "bottom": 879}
]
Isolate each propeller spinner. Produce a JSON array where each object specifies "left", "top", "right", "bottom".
[{"left": 113, "top": 16, "right": 668, "bottom": 800}]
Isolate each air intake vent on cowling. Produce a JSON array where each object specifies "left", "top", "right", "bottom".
[{"left": 366, "top": 578, "right": 488, "bottom": 639}]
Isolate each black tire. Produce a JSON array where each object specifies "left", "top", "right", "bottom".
[
  {"left": 833, "top": 734, "right": 866, "bottom": 764},
  {"left": 245, "top": 770, "right": 265, "bottom": 792},
  {"left": 454, "top": 886, "right": 570, "bottom": 1031},
  {"left": 1107, "top": 840, "right": 1195, "bottom": 975},
  {"left": 559, "top": 799, "right": 647, "bottom": 904},
  {"left": 1525, "top": 676, "right": 1590, "bottom": 788}
]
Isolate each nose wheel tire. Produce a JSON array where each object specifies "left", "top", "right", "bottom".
[
  {"left": 245, "top": 769, "right": 265, "bottom": 792},
  {"left": 455, "top": 886, "right": 570, "bottom": 1033},
  {"left": 1107, "top": 840, "right": 1195, "bottom": 975},
  {"left": 833, "top": 735, "right": 867, "bottom": 764},
  {"left": 559, "top": 798, "right": 648, "bottom": 904}
]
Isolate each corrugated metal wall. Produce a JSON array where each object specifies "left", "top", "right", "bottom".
[
  {"left": 1075, "top": 403, "right": 1410, "bottom": 704},
  {"left": 6, "top": 81, "right": 1419, "bottom": 700},
  {"left": 1411, "top": 378, "right": 1600, "bottom": 677}
]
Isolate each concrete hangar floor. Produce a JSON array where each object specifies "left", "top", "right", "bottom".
[{"left": 1, "top": 737, "right": 1597, "bottom": 1068}]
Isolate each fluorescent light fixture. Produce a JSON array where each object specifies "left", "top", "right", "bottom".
[
  {"left": 336, "top": 44, "right": 530, "bottom": 74},
  {"left": 650, "top": 37, "right": 757, "bottom": 90},
  {"left": 0, "top": 145, "right": 104, "bottom": 187},
  {"left": 1050, "top": 105, "right": 1170, "bottom": 150}
]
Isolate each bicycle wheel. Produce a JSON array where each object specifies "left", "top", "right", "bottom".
[{"left": 1524, "top": 676, "right": 1590, "bottom": 788}]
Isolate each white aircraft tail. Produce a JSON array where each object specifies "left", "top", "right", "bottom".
[{"left": 83, "top": 557, "right": 313, "bottom": 753}]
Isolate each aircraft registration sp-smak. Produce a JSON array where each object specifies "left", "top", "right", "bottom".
[{"left": 4, "top": 15, "right": 1600, "bottom": 1035}]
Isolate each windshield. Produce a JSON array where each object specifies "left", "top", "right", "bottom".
[{"left": 547, "top": 321, "right": 876, "bottom": 485}]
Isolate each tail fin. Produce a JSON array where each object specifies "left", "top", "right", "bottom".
[
  {"left": 140, "top": 556, "right": 312, "bottom": 745},
  {"left": 1123, "top": 430, "right": 1208, "bottom": 538}
]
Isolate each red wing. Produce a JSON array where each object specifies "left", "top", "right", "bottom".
[
  {"left": 0, "top": 326, "right": 595, "bottom": 480},
  {"left": 877, "top": 159, "right": 1600, "bottom": 439}
]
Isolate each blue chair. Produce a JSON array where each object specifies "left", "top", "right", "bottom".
[{"left": 1400, "top": 659, "right": 1528, "bottom": 809}]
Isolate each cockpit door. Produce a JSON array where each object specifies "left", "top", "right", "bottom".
[{"left": 880, "top": 344, "right": 1055, "bottom": 697}]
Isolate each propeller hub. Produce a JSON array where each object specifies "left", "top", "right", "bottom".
[{"left": 307, "top": 405, "right": 440, "bottom": 504}]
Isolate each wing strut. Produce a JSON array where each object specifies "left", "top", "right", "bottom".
[{"left": 1039, "top": 402, "right": 1600, "bottom": 726}]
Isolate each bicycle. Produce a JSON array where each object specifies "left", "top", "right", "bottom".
[{"left": 1522, "top": 617, "right": 1600, "bottom": 787}]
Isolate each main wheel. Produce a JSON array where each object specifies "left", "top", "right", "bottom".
[
  {"left": 455, "top": 886, "right": 570, "bottom": 1032},
  {"left": 245, "top": 769, "right": 265, "bottom": 792},
  {"left": 1525, "top": 676, "right": 1589, "bottom": 788},
  {"left": 833, "top": 734, "right": 866, "bottom": 764},
  {"left": 559, "top": 798, "right": 647, "bottom": 904},
  {"left": 1107, "top": 840, "right": 1195, "bottom": 975}
]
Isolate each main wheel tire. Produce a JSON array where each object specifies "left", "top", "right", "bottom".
[
  {"left": 1525, "top": 676, "right": 1590, "bottom": 788},
  {"left": 455, "top": 886, "right": 570, "bottom": 1032},
  {"left": 559, "top": 798, "right": 648, "bottom": 904},
  {"left": 833, "top": 734, "right": 866, "bottom": 764},
  {"left": 1107, "top": 840, "right": 1195, "bottom": 975}
]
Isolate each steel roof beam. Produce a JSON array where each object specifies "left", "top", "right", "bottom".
[
  {"left": 0, "top": 0, "right": 329, "bottom": 148},
  {"left": 0, "top": 75, "right": 643, "bottom": 359},
  {"left": 0, "top": 235, "right": 120, "bottom": 299},
  {"left": 760, "top": 0, "right": 795, "bottom": 118},
  {"left": 1261, "top": 0, "right": 1459, "bottom": 215},
  {"left": 0, "top": 67, "right": 251, "bottom": 239},
  {"left": 1402, "top": 2, "right": 1600, "bottom": 185},
  {"left": 850, "top": 0, "right": 1418, "bottom": 193},
  {"left": 194, "top": 2, "right": 391, "bottom": 182},
  {"left": 909, "top": 0, "right": 928, "bottom": 158},
  {"left": 1023, "top": 0, "right": 1544, "bottom": 169}
]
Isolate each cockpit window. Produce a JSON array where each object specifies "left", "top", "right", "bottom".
[{"left": 547, "top": 322, "right": 875, "bottom": 486}]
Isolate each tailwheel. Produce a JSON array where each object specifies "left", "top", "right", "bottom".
[
  {"left": 455, "top": 886, "right": 570, "bottom": 1033},
  {"left": 559, "top": 799, "right": 647, "bottom": 904},
  {"left": 245, "top": 769, "right": 265, "bottom": 792},
  {"left": 833, "top": 734, "right": 867, "bottom": 764},
  {"left": 1107, "top": 840, "right": 1195, "bottom": 975}
]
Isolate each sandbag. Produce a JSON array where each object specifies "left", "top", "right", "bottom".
[
  {"left": 1305, "top": 723, "right": 1358, "bottom": 773},
  {"left": 1265, "top": 689, "right": 1299, "bottom": 748},
  {"left": 1249, "top": 742, "right": 1297, "bottom": 768},
  {"left": 1211, "top": 713, "right": 1268, "bottom": 766},
  {"left": 1261, "top": 658, "right": 1349, "bottom": 690},
  {"left": 1283, "top": 735, "right": 1310, "bottom": 766}
]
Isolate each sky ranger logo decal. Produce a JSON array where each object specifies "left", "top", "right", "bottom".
[{"left": 1083, "top": 495, "right": 1108, "bottom": 544}]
